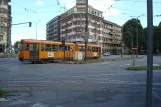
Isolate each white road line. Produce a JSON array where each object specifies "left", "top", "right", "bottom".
[
  {"left": 31, "top": 102, "right": 48, "bottom": 107},
  {"left": 120, "top": 64, "right": 130, "bottom": 66},
  {"left": 5, "top": 70, "right": 161, "bottom": 82},
  {"left": 93, "top": 81, "right": 161, "bottom": 86},
  {"left": 153, "top": 88, "right": 161, "bottom": 91},
  {"left": 59, "top": 70, "right": 161, "bottom": 78},
  {"left": 155, "top": 60, "right": 161, "bottom": 63},
  {"left": 5, "top": 80, "right": 161, "bottom": 86},
  {"left": 153, "top": 91, "right": 161, "bottom": 100}
]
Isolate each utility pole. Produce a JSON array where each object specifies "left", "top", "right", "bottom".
[
  {"left": 121, "top": 27, "right": 124, "bottom": 58},
  {"left": 84, "top": 0, "right": 88, "bottom": 61},
  {"left": 94, "top": 21, "right": 97, "bottom": 44},
  {"left": 66, "top": 23, "right": 68, "bottom": 42},
  {"left": 136, "top": 14, "right": 144, "bottom": 58},
  {"left": 36, "top": 22, "right": 37, "bottom": 40},
  {"left": 146, "top": 0, "right": 153, "bottom": 107},
  {"left": 136, "top": 19, "right": 138, "bottom": 58}
]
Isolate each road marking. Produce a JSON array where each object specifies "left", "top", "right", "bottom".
[
  {"left": 9, "top": 99, "right": 29, "bottom": 105},
  {"left": 100, "top": 62, "right": 110, "bottom": 65},
  {"left": 120, "top": 64, "right": 130, "bottom": 66},
  {"left": 31, "top": 102, "right": 48, "bottom": 107},
  {"left": 0, "top": 98, "right": 9, "bottom": 102},
  {"left": 153, "top": 88, "right": 161, "bottom": 91},
  {"left": 5, "top": 79, "right": 161, "bottom": 86},
  {"left": 155, "top": 60, "right": 161, "bottom": 63},
  {"left": 93, "top": 81, "right": 161, "bottom": 86},
  {"left": 5, "top": 70, "right": 161, "bottom": 83},
  {"left": 153, "top": 91, "right": 161, "bottom": 100}
]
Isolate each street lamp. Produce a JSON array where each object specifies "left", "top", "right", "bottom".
[{"left": 32, "top": 20, "right": 41, "bottom": 40}]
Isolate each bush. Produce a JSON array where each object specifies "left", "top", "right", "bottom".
[{"left": 0, "top": 89, "right": 6, "bottom": 97}]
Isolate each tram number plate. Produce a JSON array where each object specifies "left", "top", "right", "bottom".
[
  {"left": 48, "top": 52, "right": 54, "bottom": 57},
  {"left": 93, "top": 53, "right": 97, "bottom": 56}
]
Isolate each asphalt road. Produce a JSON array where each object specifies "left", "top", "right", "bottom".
[{"left": 0, "top": 56, "right": 161, "bottom": 107}]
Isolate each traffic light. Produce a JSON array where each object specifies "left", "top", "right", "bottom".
[{"left": 29, "top": 22, "right": 32, "bottom": 27}]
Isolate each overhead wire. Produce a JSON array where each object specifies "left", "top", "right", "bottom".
[
  {"left": 11, "top": 0, "right": 75, "bottom": 14},
  {"left": 11, "top": 1, "right": 36, "bottom": 13},
  {"left": 11, "top": 0, "right": 161, "bottom": 26},
  {"left": 115, "top": 0, "right": 161, "bottom": 3}
]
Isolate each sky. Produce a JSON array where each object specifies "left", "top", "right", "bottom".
[{"left": 10, "top": 0, "right": 161, "bottom": 45}]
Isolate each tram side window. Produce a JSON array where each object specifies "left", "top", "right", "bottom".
[
  {"left": 95, "top": 47, "right": 98, "bottom": 52},
  {"left": 45, "top": 44, "right": 51, "bottom": 51},
  {"left": 41, "top": 44, "right": 44, "bottom": 51},
  {"left": 52, "top": 45, "right": 58, "bottom": 51},
  {"left": 92, "top": 47, "right": 95, "bottom": 52},
  {"left": 65, "top": 46, "right": 70, "bottom": 51},
  {"left": 79, "top": 46, "right": 85, "bottom": 51},
  {"left": 88, "top": 47, "right": 92, "bottom": 51},
  {"left": 59, "top": 45, "right": 64, "bottom": 51},
  {"left": 23, "top": 43, "right": 29, "bottom": 51},
  {"left": 20, "top": 43, "right": 23, "bottom": 50}
]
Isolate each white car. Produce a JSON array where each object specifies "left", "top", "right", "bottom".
[{"left": 103, "top": 52, "right": 111, "bottom": 56}]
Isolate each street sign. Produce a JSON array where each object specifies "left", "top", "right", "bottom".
[{"left": 132, "top": 45, "right": 137, "bottom": 50}]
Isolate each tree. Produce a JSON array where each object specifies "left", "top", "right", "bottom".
[
  {"left": 122, "top": 18, "right": 145, "bottom": 54},
  {"left": 143, "top": 22, "right": 161, "bottom": 54},
  {"left": 14, "top": 41, "right": 20, "bottom": 54},
  {"left": 154, "top": 23, "right": 161, "bottom": 54}
]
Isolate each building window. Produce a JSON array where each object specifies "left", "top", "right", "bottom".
[
  {"left": 77, "top": 0, "right": 82, "bottom": 3},
  {"left": 77, "top": 8, "right": 85, "bottom": 12},
  {"left": 0, "top": 17, "right": 4, "bottom": 22},
  {"left": 0, "top": 35, "right": 3, "bottom": 41},
  {"left": 0, "top": 9, "right": 4, "bottom": 13},
  {"left": 0, "top": 26, "right": 4, "bottom": 33},
  {"left": 0, "top": 0, "right": 4, "bottom": 4}
]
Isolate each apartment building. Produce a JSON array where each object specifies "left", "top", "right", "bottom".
[
  {"left": 59, "top": 3, "right": 103, "bottom": 44},
  {"left": 102, "top": 20, "right": 122, "bottom": 54},
  {"left": 0, "top": 0, "right": 11, "bottom": 53},
  {"left": 46, "top": 0, "right": 122, "bottom": 54},
  {"left": 46, "top": 16, "right": 60, "bottom": 41}
]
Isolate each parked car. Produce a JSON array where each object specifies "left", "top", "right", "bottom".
[{"left": 103, "top": 52, "right": 111, "bottom": 56}]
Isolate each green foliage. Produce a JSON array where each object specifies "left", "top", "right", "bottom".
[
  {"left": 14, "top": 41, "right": 20, "bottom": 49},
  {"left": 143, "top": 22, "right": 161, "bottom": 54},
  {"left": 0, "top": 54, "right": 18, "bottom": 58},
  {"left": 0, "top": 89, "right": 6, "bottom": 97},
  {"left": 122, "top": 18, "right": 145, "bottom": 54}
]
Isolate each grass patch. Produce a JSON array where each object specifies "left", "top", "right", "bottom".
[
  {"left": 0, "top": 89, "right": 20, "bottom": 98},
  {"left": 127, "top": 65, "right": 161, "bottom": 70}
]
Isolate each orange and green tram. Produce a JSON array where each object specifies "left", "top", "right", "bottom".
[{"left": 19, "top": 39, "right": 101, "bottom": 63}]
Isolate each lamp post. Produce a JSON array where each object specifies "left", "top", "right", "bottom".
[
  {"left": 36, "top": 22, "right": 37, "bottom": 40},
  {"left": 84, "top": 0, "right": 88, "bottom": 61},
  {"left": 33, "top": 20, "right": 41, "bottom": 40}
]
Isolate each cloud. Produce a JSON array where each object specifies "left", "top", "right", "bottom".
[
  {"left": 36, "top": 0, "right": 44, "bottom": 5},
  {"left": 59, "top": 0, "right": 120, "bottom": 18}
]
